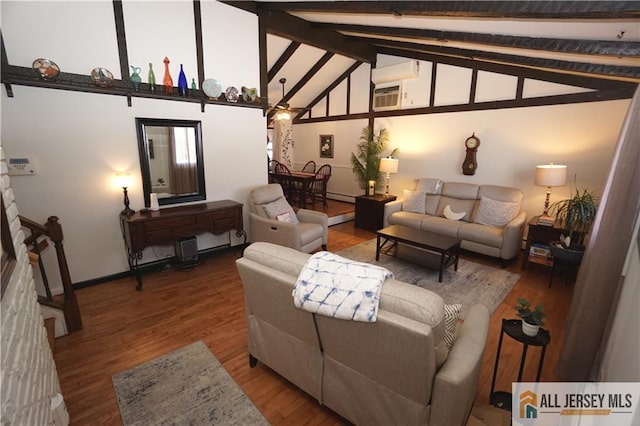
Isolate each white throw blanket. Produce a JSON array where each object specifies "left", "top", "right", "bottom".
[{"left": 292, "top": 251, "right": 393, "bottom": 322}]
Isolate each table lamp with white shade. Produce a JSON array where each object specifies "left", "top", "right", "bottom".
[
  {"left": 535, "top": 163, "right": 567, "bottom": 216},
  {"left": 379, "top": 157, "right": 399, "bottom": 197}
]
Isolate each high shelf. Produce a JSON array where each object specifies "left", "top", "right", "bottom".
[{"left": 1, "top": 65, "right": 264, "bottom": 112}]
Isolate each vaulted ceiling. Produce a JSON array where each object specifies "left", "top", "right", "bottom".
[{"left": 227, "top": 1, "right": 640, "bottom": 122}]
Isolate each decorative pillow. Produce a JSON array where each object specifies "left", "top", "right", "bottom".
[
  {"left": 474, "top": 196, "right": 519, "bottom": 227},
  {"left": 276, "top": 212, "right": 293, "bottom": 222},
  {"left": 416, "top": 178, "right": 442, "bottom": 194},
  {"left": 263, "top": 197, "right": 299, "bottom": 224},
  {"left": 443, "top": 304, "right": 463, "bottom": 350},
  {"left": 402, "top": 189, "right": 426, "bottom": 214},
  {"left": 443, "top": 204, "right": 466, "bottom": 221}
]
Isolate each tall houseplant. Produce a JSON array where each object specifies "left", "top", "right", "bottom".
[
  {"left": 548, "top": 186, "right": 598, "bottom": 247},
  {"left": 350, "top": 126, "right": 398, "bottom": 193},
  {"left": 547, "top": 183, "right": 598, "bottom": 262}
]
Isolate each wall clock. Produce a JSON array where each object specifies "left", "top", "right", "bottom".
[{"left": 462, "top": 133, "right": 480, "bottom": 175}]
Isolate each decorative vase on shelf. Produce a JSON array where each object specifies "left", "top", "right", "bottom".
[
  {"left": 130, "top": 66, "right": 142, "bottom": 92},
  {"left": 178, "top": 64, "right": 188, "bottom": 96},
  {"left": 191, "top": 78, "right": 197, "bottom": 95},
  {"left": 148, "top": 63, "right": 156, "bottom": 93},
  {"left": 163, "top": 56, "right": 173, "bottom": 94}
]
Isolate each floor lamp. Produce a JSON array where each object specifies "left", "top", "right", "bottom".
[
  {"left": 379, "top": 157, "right": 399, "bottom": 197},
  {"left": 535, "top": 163, "right": 567, "bottom": 216}
]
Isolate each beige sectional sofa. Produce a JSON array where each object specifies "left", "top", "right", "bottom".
[
  {"left": 236, "top": 242, "right": 490, "bottom": 426},
  {"left": 383, "top": 178, "right": 526, "bottom": 261}
]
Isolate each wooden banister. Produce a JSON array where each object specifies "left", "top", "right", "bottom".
[{"left": 20, "top": 215, "right": 82, "bottom": 332}]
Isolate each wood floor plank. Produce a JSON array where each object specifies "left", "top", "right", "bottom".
[{"left": 55, "top": 207, "right": 573, "bottom": 425}]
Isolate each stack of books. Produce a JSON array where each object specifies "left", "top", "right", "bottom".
[
  {"left": 528, "top": 243, "right": 554, "bottom": 266},
  {"left": 537, "top": 215, "right": 556, "bottom": 226}
]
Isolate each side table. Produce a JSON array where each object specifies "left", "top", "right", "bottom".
[
  {"left": 354, "top": 194, "right": 397, "bottom": 232},
  {"left": 490, "top": 319, "right": 551, "bottom": 411},
  {"left": 522, "top": 215, "right": 563, "bottom": 270}
]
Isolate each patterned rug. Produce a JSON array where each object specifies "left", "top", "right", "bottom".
[
  {"left": 337, "top": 239, "right": 520, "bottom": 318},
  {"left": 112, "top": 341, "right": 268, "bottom": 426}
]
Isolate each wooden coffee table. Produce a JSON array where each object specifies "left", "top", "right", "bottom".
[{"left": 376, "top": 225, "right": 461, "bottom": 282}]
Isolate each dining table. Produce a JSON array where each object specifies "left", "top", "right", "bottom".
[{"left": 269, "top": 170, "right": 322, "bottom": 208}]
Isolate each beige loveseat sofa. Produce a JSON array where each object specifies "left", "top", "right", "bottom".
[
  {"left": 236, "top": 242, "right": 490, "bottom": 426},
  {"left": 384, "top": 178, "right": 526, "bottom": 261}
]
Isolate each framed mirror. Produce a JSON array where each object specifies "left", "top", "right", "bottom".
[{"left": 135, "top": 118, "right": 206, "bottom": 207}]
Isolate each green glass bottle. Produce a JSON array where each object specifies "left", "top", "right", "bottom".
[
  {"left": 148, "top": 62, "right": 156, "bottom": 93},
  {"left": 130, "top": 66, "right": 141, "bottom": 92}
]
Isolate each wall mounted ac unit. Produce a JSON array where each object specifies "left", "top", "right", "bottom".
[
  {"left": 371, "top": 61, "right": 419, "bottom": 85},
  {"left": 373, "top": 83, "right": 401, "bottom": 111}
]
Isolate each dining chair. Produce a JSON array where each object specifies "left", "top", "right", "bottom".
[
  {"left": 273, "top": 162, "right": 298, "bottom": 203},
  {"left": 310, "top": 164, "right": 332, "bottom": 207},
  {"left": 268, "top": 159, "right": 280, "bottom": 183},
  {"left": 301, "top": 160, "right": 316, "bottom": 174}
]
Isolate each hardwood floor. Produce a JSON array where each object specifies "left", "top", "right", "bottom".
[{"left": 54, "top": 209, "right": 574, "bottom": 425}]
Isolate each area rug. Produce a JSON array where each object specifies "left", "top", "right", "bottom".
[
  {"left": 112, "top": 340, "right": 269, "bottom": 426},
  {"left": 337, "top": 239, "right": 520, "bottom": 317}
]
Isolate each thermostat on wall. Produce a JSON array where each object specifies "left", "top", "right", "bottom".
[{"left": 8, "top": 157, "right": 38, "bottom": 176}]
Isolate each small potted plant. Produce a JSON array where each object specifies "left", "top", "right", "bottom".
[
  {"left": 514, "top": 298, "right": 547, "bottom": 337},
  {"left": 547, "top": 182, "right": 598, "bottom": 264}
]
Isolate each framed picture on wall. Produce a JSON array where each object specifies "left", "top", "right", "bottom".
[{"left": 320, "top": 135, "right": 333, "bottom": 158}]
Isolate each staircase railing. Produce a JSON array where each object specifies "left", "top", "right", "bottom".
[{"left": 20, "top": 215, "right": 82, "bottom": 332}]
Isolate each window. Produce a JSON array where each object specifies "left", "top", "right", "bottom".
[{"left": 173, "top": 127, "right": 197, "bottom": 165}]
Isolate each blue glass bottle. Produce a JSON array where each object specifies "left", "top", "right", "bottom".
[{"left": 178, "top": 64, "right": 188, "bottom": 96}]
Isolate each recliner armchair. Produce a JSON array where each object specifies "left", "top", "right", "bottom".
[{"left": 248, "top": 184, "right": 328, "bottom": 252}]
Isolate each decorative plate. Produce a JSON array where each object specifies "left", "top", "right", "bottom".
[
  {"left": 91, "top": 67, "right": 114, "bottom": 87},
  {"left": 202, "top": 78, "right": 222, "bottom": 99},
  {"left": 225, "top": 86, "right": 239, "bottom": 103},
  {"left": 32, "top": 58, "right": 60, "bottom": 81},
  {"left": 241, "top": 86, "right": 258, "bottom": 103}
]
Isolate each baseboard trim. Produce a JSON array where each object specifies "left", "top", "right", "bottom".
[
  {"left": 328, "top": 212, "right": 355, "bottom": 226},
  {"left": 327, "top": 193, "right": 356, "bottom": 203},
  {"left": 72, "top": 244, "right": 246, "bottom": 290}
]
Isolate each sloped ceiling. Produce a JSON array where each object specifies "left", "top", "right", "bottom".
[{"left": 226, "top": 1, "right": 640, "bottom": 120}]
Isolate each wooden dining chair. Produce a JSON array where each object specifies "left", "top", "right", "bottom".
[
  {"left": 273, "top": 162, "right": 297, "bottom": 203},
  {"left": 310, "top": 164, "right": 332, "bottom": 207},
  {"left": 268, "top": 159, "right": 280, "bottom": 183},
  {"left": 301, "top": 160, "right": 316, "bottom": 174}
]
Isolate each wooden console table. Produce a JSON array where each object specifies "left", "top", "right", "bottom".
[{"left": 120, "top": 200, "right": 245, "bottom": 290}]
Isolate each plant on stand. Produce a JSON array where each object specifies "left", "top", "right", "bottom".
[
  {"left": 350, "top": 126, "right": 398, "bottom": 195},
  {"left": 547, "top": 181, "right": 598, "bottom": 263},
  {"left": 515, "top": 298, "right": 547, "bottom": 337}
]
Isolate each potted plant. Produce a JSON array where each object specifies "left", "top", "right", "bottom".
[
  {"left": 350, "top": 126, "right": 398, "bottom": 195},
  {"left": 547, "top": 183, "right": 598, "bottom": 263},
  {"left": 515, "top": 298, "right": 547, "bottom": 336}
]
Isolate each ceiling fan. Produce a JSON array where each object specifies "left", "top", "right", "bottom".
[{"left": 268, "top": 77, "right": 309, "bottom": 120}]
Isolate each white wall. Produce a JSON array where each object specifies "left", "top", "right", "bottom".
[
  {"left": 598, "top": 188, "right": 640, "bottom": 381},
  {"left": 292, "top": 51, "right": 631, "bottom": 220},
  {"left": 1, "top": 2, "right": 266, "bottom": 287}
]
